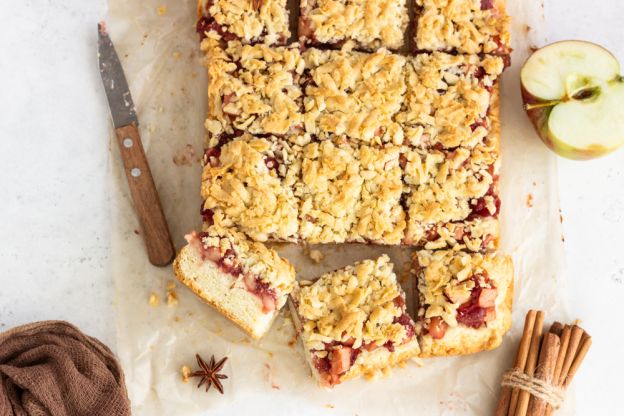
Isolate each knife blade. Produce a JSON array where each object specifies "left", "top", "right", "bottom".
[{"left": 98, "top": 22, "right": 175, "bottom": 267}]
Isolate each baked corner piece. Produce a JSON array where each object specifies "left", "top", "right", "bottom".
[
  {"left": 174, "top": 228, "right": 296, "bottom": 339},
  {"left": 413, "top": 250, "right": 513, "bottom": 357},
  {"left": 289, "top": 255, "right": 420, "bottom": 388},
  {"left": 414, "top": 0, "right": 511, "bottom": 61},
  {"left": 202, "top": 39, "right": 305, "bottom": 140},
  {"left": 299, "top": 0, "right": 408, "bottom": 51},
  {"left": 196, "top": 0, "right": 291, "bottom": 45}
]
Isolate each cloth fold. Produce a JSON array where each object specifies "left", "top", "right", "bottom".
[{"left": 0, "top": 321, "right": 130, "bottom": 416}]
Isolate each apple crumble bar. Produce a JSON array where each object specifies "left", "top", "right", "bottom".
[
  {"left": 174, "top": 227, "right": 296, "bottom": 339},
  {"left": 402, "top": 142, "right": 500, "bottom": 251},
  {"left": 414, "top": 0, "right": 511, "bottom": 61},
  {"left": 298, "top": 0, "right": 408, "bottom": 51},
  {"left": 396, "top": 52, "right": 505, "bottom": 149},
  {"left": 202, "top": 39, "right": 305, "bottom": 140},
  {"left": 302, "top": 47, "right": 406, "bottom": 146},
  {"left": 201, "top": 134, "right": 301, "bottom": 242},
  {"left": 289, "top": 255, "right": 420, "bottom": 387},
  {"left": 196, "top": 0, "right": 291, "bottom": 45},
  {"left": 413, "top": 249, "right": 513, "bottom": 357}
]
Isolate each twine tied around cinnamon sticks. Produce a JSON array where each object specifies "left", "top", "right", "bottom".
[
  {"left": 501, "top": 368, "right": 564, "bottom": 410},
  {"left": 495, "top": 310, "right": 592, "bottom": 416}
]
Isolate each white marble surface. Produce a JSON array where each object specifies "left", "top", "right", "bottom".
[{"left": 0, "top": 1, "right": 622, "bottom": 414}]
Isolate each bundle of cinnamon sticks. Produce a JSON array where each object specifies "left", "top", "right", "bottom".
[{"left": 495, "top": 310, "right": 592, "bottom": 416}]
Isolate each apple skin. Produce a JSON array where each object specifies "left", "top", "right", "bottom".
[{"left": 521, "top": 83, "right": 618, "bottom": 161}]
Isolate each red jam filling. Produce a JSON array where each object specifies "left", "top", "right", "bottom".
[
  {"left": 196, "top": 16, "right": 237, "bottom": 42},
  {"left": 456, "top": 274, "right": 497, "bottom": 328},
  {"left": 201, "top": 207, "right": 215, "bottom": 225},
  {"left": 187, "top": 232, "right": 277, "bottom": 312},
  {"left": 468, "top": 177, "right": 500, "bottom": 220},
  {"left": 480, "top": 0, "right": 495, "bottom": 10}
]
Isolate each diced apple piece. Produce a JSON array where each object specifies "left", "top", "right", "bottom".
[
  {"left": 330, "top": 347, "right": 352, "bottom": 375},
  {"left": 521, "top": 40, "right": 624, "bottom": 160},
  {"left": 484, "top": 307, "right": 497, "bottom": 323},
  {"left": 427, "top": 316, "right": 448, "bottom": 340},
  {"left": 478, "top": 288, "right": 498, "bottom": 308}
]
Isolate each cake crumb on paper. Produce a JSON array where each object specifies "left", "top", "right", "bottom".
[
  {"left": 157, "top": 5, "right": 167, "bottom": 16},
  {"left": 181, "top": 365, "right": 192, "bottom": 383},
  {"left": 148, "top": 293, "right": 160, "bottom": 307},
  {"left": 308, "top": 249, "right": 324, "bottom": 263},
  {"left": 526, "top": 193, "right": 534, "bottom": 207},
  {"left": 324, "top": 404, "right": 334, "bottom": 409}
]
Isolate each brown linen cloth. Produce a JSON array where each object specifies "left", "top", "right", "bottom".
[{"left": 0, "top": 321, "right": 131, "bottom": 416}]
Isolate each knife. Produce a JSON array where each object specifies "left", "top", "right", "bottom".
[{"left": 98, "top": 22, "right": 175, "bottom": 267}]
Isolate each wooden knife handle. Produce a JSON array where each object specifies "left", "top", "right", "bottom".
[{"left": 114, "top": 124, "right": 175, "bottom": 267}]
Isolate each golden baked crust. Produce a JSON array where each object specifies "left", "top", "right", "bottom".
[
  {"left": 299, "top": 0, "right": 408, "bottom": 50},
  {"left": 397, "top": 52, "right": 505, "bottom": 149},
  {"left": 414, "top": 0, "right": 511, "bottom": 57},
  {"left": 201, "top": 134, "right": 301, "bottom": 241},
  {"left": 295, "top": 139, "right": 363, "bottom": 243},
  {"left": 197, "top": 0, "right": 291, "bottom": 45},
  {"left": 402, "top": 142, "right": 500, "bottom": 251},
  {"left": 290, "top": 255, "right": 420, "bottom": 387},
  {"left": 302, "top": 47, "right": 406, "bottom": 146},
  {"left": 413, "top": 250, "right": 513, "bottom": 357},
  {"left": 202, "top": 39, "right": 305, "bottom": 139},
  {"left": 349, "top": 145, "right": 406, "bottom": 245}
]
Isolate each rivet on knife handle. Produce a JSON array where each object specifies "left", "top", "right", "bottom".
[{"left": 114, "top": 123, "right": 175, "bottom": 266}]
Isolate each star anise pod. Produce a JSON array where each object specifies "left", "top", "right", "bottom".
[{"left": 190, "top": 354, "right": 228, "bottom": 394}]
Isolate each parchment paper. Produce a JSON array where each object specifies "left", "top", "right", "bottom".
[{"left": 107, "top": 1, "right": 574, "bottom": 414}]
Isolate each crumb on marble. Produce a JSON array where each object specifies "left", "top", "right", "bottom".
[
  {"left": 148, "top": 293, "right": 160, "bottom": 307},
  {"left": 166, "top": 281, "right": 179, "bottom": 306}
]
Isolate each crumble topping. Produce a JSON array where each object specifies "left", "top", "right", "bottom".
[
  {"left": 202, "top": 39, "right": 305, "bottom": 138},
  {"left": 299, "top": 0, "right": 408, "bottom": 50},
  {"left": 397, "top": 52, "right": 504, "bottom": 149},
  {"left": 402, "top": 143, "right": 500, "bottom": 248},
  {"left": 295, "top": 139, "right": 363, "bottom": 243},
  {"left": 350, "top": 146, "right": 406, "bottom": 244},
  {"left": 413, "top": 250, "right": 512, "bottom": 328},
  {"left": 198, "top": 0, "right": 291, "bottom": 45},
  {"left": 302, "top": 48, "right": 406, "bottom": 146},
  {"left": 414, "top": 0, "right": 511, "bottom": 56},
  {"left": 296, "top": 255, "right": 413, "bottom": 351},
  {"left": 189, "top": 226, "right": 296, "bottom": 293},
  {"left": 201, "top": 135, "right": 301, "bottom": 241}
]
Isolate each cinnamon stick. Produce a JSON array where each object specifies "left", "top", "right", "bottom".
[
  {"left": 514, "top": 310, "right": 544, "bottom": 416},
  {"left": 527, "top": 333, "right": 560, "bottom": 416},
  {"left": 552, "top": 325, "right": 571, "bottom": 384},
  {"left": 558, "top": 325, "right": 583, "bottom": 385},
  {"left": 496, "top": 310, "right": 538, "bottom": 416},
  {"left": 549, "top": 322, "right": 563, "bottom": 336},
  {"left": 563, "top": 334, "right": 591, "bottom": 388}
]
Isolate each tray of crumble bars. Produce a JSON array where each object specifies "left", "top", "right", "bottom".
[{"left": 107, "top": 0, "right": 573, "bottom": 414}]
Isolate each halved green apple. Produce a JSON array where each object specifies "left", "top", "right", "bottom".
[{"left": 521, "top": 40, "right": 624, "bottom": 160}]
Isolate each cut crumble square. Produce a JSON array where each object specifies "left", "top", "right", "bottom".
[
  {"left": 402, "top": 142, "right": 500, "bottom": 251},
  {"left": 414, "top": 0, "right": 511, "bottom": 60},
  {"left": 201, "top": 133, "right": 302, "bottom": 242},
  {"left": 289, "top": 255, "right": 420, "bottom": 388},
  {"left": 295, "top": 139, "right": 363, "bottom": 244},
  {"left": 396, "top": 52, "right": 504, "bottom": 150},
  {"left": 412, "top": 250, "right": 513, "bottom": 357},
  {"left": 298, "top": 0, "right": 409, "bottom": 51},
  {"left": 196, "top": 0, "right": 291, "bottom": 45},
  {"left": 301, "top": 47, "right": 406, "bottom": 146},
  {"left": 174, "top": 227, "right": 296, "bottom": 339},
  {"left": 202, "top": 39, "right": 305, "bottom": 141}
]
